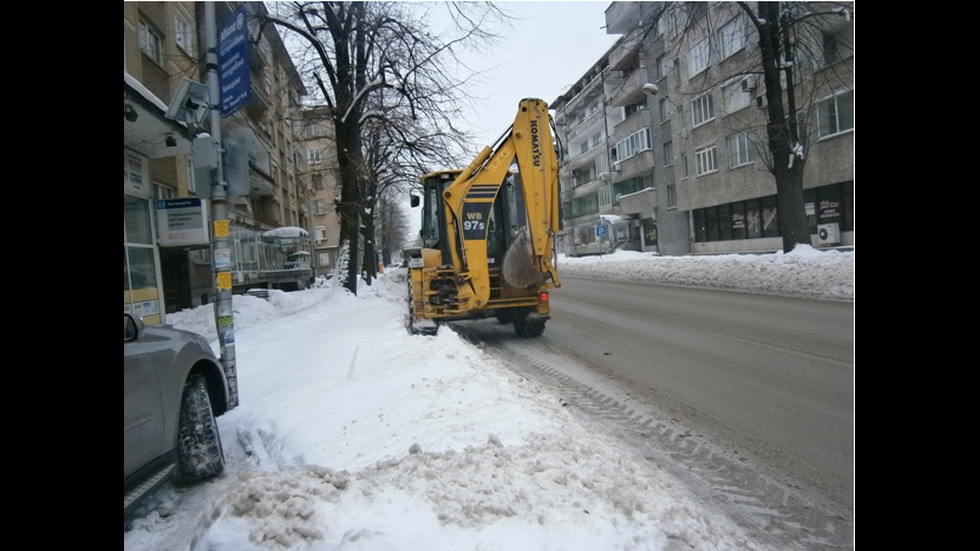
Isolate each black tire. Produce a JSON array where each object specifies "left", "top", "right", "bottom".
[
  {"left": 494, "top": 309, "right": 514, "bottom": 324},
  {"left": 513, "top": 312, "right": 545, "bottom": 338},
  {"left": 175, "top": 374, "right": 225, "bottom": 484}
]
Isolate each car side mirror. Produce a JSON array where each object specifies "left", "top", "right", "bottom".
[{"left": 124, "top": 313, "right": 144, "bottom": 342}]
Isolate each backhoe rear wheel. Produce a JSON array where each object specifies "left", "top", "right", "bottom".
[{"left": 513, "top": 311, "right": 545, "bottom": 338}]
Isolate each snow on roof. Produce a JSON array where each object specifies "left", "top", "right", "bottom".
[{"left": 262, "top": 226, "right": 309, "bottom": 238}]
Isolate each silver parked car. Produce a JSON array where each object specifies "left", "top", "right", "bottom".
[{"left": 124, "top": 313, "right": 231, "bottom": 516}]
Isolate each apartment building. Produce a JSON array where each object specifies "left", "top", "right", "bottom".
[
  {"left": 552, "top": 2, "right": 854, "bottom": 257},
  {"left": 124, "top": 2, "right": 329, "bottom": 322},
  {"left": 298, "top": 107, "right": 343, "bottom": 278}
]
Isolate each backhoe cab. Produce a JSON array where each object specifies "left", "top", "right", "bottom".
[{"left": 404, "top": 98, "right": 562, "bottom": 337}]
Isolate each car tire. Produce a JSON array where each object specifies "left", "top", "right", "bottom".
[{"left": 175, "top": 374, "right": 225, "bottom": 484}]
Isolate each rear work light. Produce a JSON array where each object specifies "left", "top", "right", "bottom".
[{"left": 540, "top": 292, "right": 549, "bottom": 303}]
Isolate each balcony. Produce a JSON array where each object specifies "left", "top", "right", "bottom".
[
  {"left": 618, "top": 188, "right": 657, "bottom": 214},
  {"left": 609, "top": 68, "right": 649, "bottom": 107}
]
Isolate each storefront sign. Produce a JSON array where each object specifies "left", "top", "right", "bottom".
[{"left": 157, "top": 198, "right": 210, "bottom": 247}]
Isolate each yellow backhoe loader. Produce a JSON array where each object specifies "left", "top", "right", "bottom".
[{"left": 403, "top": 98, "right": 562, "bottom": 337}]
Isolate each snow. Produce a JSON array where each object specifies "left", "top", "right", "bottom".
[
  {"left": 263, "top": 226, "right": 310, "bottom": 238},
  {"left": 125, "top": 245, "right": 853, "bottom": 551}
]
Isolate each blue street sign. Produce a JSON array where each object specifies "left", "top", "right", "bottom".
[
  {"left": 218, "top": 7, "right": 250, "bottom": 117},
  {"left": 596, "top": 226, "right": 607, "bottom": 237}
]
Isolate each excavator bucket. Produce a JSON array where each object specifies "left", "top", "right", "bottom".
[{"left": 502, "top": 228, "right": 544, "bottom": 288}]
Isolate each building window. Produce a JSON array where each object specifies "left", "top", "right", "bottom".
[
  {"left": 688, "top": 39, "right": 709, "bottom": 77},
  {"left": 726, "top": 133, "right": 756, "bottom": 168},
  {"left": 308, "top": 148, "right": 322, "bottom": 165},
  {"left": 666, "top": 183, "right": 677, "bottom": 209},
  {"left": 681, "top": 152, "right": 689, "bottom": 178},
  {"left": 624, "top": 100, "right": 645, "bottom": 118},
  {"left": 695, "top": 145, "right": 718, "bottom": 176},
  {"left": 594, "top": 154, "right": 609, "bottom": 176},
  {"left": 314, "top": 199, "right": 327, "bottom": 215},
  {"left": 615, "top": 128, "right": 653, "bottom": 162},
  {"left": 598, "top": 186, "right": 612, "bottom": 210},
  {"left": 723, "top": 79, "right": 752, "bottom": 113},
  {"left": 818, "top": 90, "right": 853, "bottom": 138},
  {"left": 311, "top": 173, "right": 324, "bottom": 190},
  {"left": 154, "top": 184, "right": 175, "bottom": 200},
  {"left": 315, "top": 225, "right": 327, "bottom": 242},
  {"left": 139, "top": 20, "right": 163, "bottom": 64},
  {"left": 718, "top": 17, "right": 746, "bottom": 59},
  {"left": 659, "top": 98, "right": 672, "bottom": 122},
  {"left": 691, "top": 93, "right": 714, "bottom": 127},
  {"left": 657, "top": 55, "right": 668, "bottom": 79},
  {"left": 185, "top": 158, "right": 196, "bottom": 194},
  {"left": 663, "top": 141, "right": 673, "bottom": 166},
  {"left": 175, "top": 12, "right": 195, "bottom": 54}
]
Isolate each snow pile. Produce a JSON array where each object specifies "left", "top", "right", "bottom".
[
  {"left": 128, "top": 247, "right": 853, "bottom": 551},
  {"left": 557, "top": 245, "right": 853, "bottom": 300}
]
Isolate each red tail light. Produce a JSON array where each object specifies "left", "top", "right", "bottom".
[{"left": 540, "top": 292, "right": 549, "bottom": 303}]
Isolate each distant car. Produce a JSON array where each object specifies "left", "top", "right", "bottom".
[{"left": 124, "top": 313, "right": 231, "bottom": 516}]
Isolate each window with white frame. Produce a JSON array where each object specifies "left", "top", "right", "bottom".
[
  {"left": 818, "top": 90, "right": 853, "bottom": 138},
  {"left": 615, "top": 128, "right": 652, "bottom": 162},
  {"left": 688, "top": 39, "right": 709, "bottom": 77},
  {"left": 723, "top": 79, "right": 752, "bottom": 113},
  {"left": 139, "top": 20, "right": 162, "bottom": 64},
  {"left": 598, "top": 186, "right": 613, "bottom": 210},
  {"left": 174, "top": 11, "right": 194, "bottom": 54},
  {"left": 308, "top": 148, "right": 322, "bottom": 165},
  {"left": 691, "top": 93, "right": 714, "bottom": 127},
  {"left": 726, "top": 133, "right": 756, "bottom": 168},
  {"left": 718, "top": 17, "right": 746, "bottom": 59},
  {"left": 314, "top": 199, "right": 327, "bottom": 215},
  {"left": 594, "top": 153, "right": 609, "bottom": 176},
  {"left": 154, "top": 184, "right": 174, "bottom": 200},
  {"left": 695, "top": 145, "right": 718, "bottom": 175},
  {"left": 315, "top": 226, "right": 327, "bottom": 242}
]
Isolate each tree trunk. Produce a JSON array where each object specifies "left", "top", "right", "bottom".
[
  {"left": 335, "top": 121, "right": 362, "bottom": 295},
  {"left": 361, "top": 212, "right": 376, "bottom": 285},
  {"left": 757, "top": 2, "right": 811, "bottom": 253}
]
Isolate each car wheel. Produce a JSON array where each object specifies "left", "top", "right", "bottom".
[{"left": 175, "top": 374, "right": 225, "bottom": 484}]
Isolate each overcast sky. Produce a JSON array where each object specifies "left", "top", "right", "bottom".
[{"left": 433, "top": 1, "right": 620, "bottom": 150}]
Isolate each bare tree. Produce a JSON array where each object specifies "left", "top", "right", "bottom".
[{"left": 257, "top": 1, "right": 507, "bottom": 294}]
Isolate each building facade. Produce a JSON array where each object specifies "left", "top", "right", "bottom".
[
  {"left": 552, "top": 2, "right": 854, "bottom": 257},
  {"left": 124, "top": 2, "right": 341, "bottom": 323},
  {"left": 298, "top": 108, "right": 343, "bottom": 278}
]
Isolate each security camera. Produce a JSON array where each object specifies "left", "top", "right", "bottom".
[{"left": 642, "top": 83, "right": 659, "bottom": 96}]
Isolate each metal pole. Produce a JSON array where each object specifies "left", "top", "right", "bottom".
[{"left": 205, "top": 1, "right": 238, "bottom": 408}]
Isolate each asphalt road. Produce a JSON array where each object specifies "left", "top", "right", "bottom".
[{"left": 542, "top": 275, "right": 854, "bottom": 509}]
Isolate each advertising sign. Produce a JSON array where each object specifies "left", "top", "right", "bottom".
[
  {"left": 219, "top": 7, "right": 250, "bottom": 117},
  {"left": 157, "top": 198, "right": 210, "bottom": 247}
]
